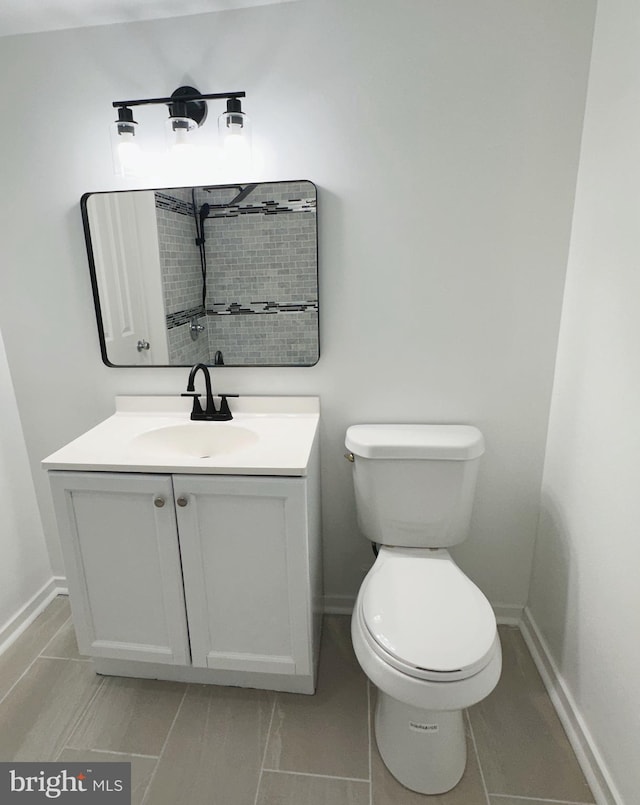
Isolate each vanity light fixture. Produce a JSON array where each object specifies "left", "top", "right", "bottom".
[
  {"left": 110, "top": 107, "right": 140, "bottom": 177},
  {"left": 110, "top": 86, "right": 250, "bottom": 177},
  {"left": 218, "top": 97, "right": 251, "bottom": 158}
]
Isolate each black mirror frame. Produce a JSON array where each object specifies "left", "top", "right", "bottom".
[{"left": 80, "top": 179, "right": 320, "bottom": 368}]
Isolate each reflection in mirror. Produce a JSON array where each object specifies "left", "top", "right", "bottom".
[{"left": 81, "top": 180, "right": 319, "bottom": 367}]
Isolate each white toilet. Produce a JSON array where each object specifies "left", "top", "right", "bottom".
[{"left": 345, "top": 424, "right": 501, "bottom": 795}]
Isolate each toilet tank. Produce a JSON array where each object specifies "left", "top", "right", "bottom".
[{"left": 345, "top": 424, "right": 485, "bottom": 548}]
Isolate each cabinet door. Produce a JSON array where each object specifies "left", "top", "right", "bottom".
[
  {"left": 174, "top": 475, "right": 311, "bottom": 675},
  {"left": 49, "top": 472, "right": 190, "bottom": 665}
]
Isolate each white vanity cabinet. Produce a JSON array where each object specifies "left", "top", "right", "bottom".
[
  {"left": 173, "top": 474, "right": 313, "bottom": 677},
  {"left": 49, "top": 466, "right": 321, "bottom": 694},
  {"left": 49, "top": 472, "right": 191, "bottom": 666}
]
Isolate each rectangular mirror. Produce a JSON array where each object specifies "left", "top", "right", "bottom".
[{"left": 81, "top": 180, "right": 318, "bottom": 366}]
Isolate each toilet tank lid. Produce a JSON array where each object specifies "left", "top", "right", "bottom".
[{"left": 345, "top": 424, "right": 484, "bottom": 460}]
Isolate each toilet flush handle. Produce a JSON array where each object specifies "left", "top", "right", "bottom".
[{"left": 344, "top": 452, "right": 355, "bottom": 462}]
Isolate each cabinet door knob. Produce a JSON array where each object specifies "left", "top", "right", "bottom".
[
  {"left": 154, "top": 496, "right": 165, "bottom": 508},
  {"left": 176, "top": 496, "right": 189, "bottom": 507}
]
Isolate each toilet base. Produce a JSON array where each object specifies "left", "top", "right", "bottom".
[{"left": 375, "top": 691, "right": 466, "bottom": 795}]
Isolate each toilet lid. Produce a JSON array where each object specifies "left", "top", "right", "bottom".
[
  {"left": 361, "top": 549, "right": 497, "bottom": 681},
  {"left": 346, "top": 424, "right": 485, "bottom": 460}
]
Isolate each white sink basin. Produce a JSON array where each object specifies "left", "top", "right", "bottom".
[
  {"left": 42, "top": 396, "right": 320, "bottom": 476},
  {"left": 129, "top": 423, "right": 259, "bottom": 459}
]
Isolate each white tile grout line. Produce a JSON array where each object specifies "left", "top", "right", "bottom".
[
  {"left": 253, "top": 694, "right": 277, "bottom": 805},
  {"left": 0, "top": 613, "right": 76, "bottom": 709},
  {"left": 60, "top": 748, "right": 161, "bottom": 761},
  {"left": 139, "top": 685, "right": 189, "bottom": 805},
  {"left": 54, "top": 676, "right": 107, "bottom": 762},
  {"left": 489, "top": 795, "right": 596, "bottom": 805},
  {"left": 262, "top": 768, "right": 370, "bottom": 784},
  {"left": 36, "top": 608, "right": 119, "bottom": 765},
  {"left": 466, "top": 712, "right": 596, "bottom": 805},
  {"left": 466, "top": 709, "right": 491, "bottom": 805},
  {"left": 39, "top": 613, "right": 74, "bottom": 656},
  {"left": 0, "top": 601, "right": 107, "bottom": 762},
  {"left": 40, "top": 656, "right": 92, "bottom": 663}
]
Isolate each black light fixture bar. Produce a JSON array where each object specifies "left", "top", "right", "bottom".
[
  {"left": 112, "top": 91, "right": 245, "bottom": 109},
  {"left": 110, "top": 85, "right": 251, "bottom": 177}
]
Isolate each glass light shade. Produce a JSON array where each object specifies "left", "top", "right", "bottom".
[
  {"left": 110, "top": 118, "right": 142, "bottom": 177},
  {"left": 165, "top": 115, "right": 197, "bottom": 154},
  {"left": 218, "top": 108, "right": 252, "bottom": 169}
]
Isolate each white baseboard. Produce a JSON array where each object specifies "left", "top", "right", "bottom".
[
  {"left": 0, "top": 577, "right": 68, "bottom": 657},
  {"left": 323, "top": 596, "right": 523, "bottom": 624},
  {"left": 492, "top": 603, "right": 523, "bottom": 625},
  {"left": 520, "top": 607, "right": 622, "bottom": 805},
  {"left": 322, "top": 595, "right": 355, "bottom": 615},
  {"left": 52, "top": 576, "right": 69, "bottom": 596}
]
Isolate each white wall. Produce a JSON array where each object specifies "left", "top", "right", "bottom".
[
  {"left": 0, "top": 0, "right": 595, "bottom": 609},
  {"left": 0, "top": 325, "right": 52, "bottom": 634},
  {"left": 528, "top": 1, "right": 640, "bottom": 801}
]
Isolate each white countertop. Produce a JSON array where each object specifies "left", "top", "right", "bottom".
[{"left": 42, "top": 396, "right": 320, "bottom": 477}]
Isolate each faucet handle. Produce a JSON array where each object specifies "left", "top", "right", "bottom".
[
  {"left": 217, "top": 395, "right": 233, "bottom": 420},
  {"left": 181, "top": 392, "right": 204, "bottom": 417}
]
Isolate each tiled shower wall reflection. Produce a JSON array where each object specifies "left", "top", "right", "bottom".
[
  {"left": 155, "top": 189, "right": 208, "bottom": 365},
  {"left": 155, "top": 182, "right": 318, "bottom": 366}
]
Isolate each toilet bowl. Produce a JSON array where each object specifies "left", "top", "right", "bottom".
[{"left": 345, "top": 424, "right": 501, "bottom": 795}]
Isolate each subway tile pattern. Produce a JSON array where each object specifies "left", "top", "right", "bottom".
[
  {"left": 206, "top": 309, "right": 319, "bottom": 365},
  {"left": 166, "top": 308, "right": 318, "bottom": 366},
  {"left": 156, "top": 182, "right": 318, "bottom": 365},
  {"left": 202, "top": 208, "right": 317, "bottom": 306},
  {"left": 0, "top": 601, "right": 595, "bottom": 805},
  {"left": 155, "top": 197, "right": 202, "bottom": 319},
  {"left": 166, "top": 320, "right": 209, "bottom": 366}
]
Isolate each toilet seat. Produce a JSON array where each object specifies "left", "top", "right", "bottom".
[{"left": 360, "top": 548, "right": 497, "bottom": 683}]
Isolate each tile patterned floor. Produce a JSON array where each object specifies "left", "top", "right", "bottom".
[{"left": 0, "top": 597, "right": 595, "bottom": 805}]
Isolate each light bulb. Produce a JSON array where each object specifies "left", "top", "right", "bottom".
[
  {"left": 218, "top": 98, "right": 252, "bottom": 171},
  {"left": 110, "top": 107, "right": 142, "bottom": 177},
  {"left": 165, "top": 116, "right": 199, "bottom": 175},
  {"left": 166, "top": 116, "right": 197, "bottom": 151}
]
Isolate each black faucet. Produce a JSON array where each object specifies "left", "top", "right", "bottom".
[{"left": 181, "top": 363, "right": 233, "bottom": 421}]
